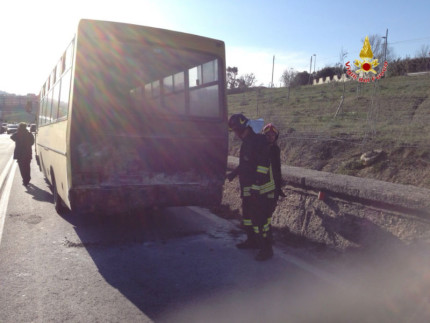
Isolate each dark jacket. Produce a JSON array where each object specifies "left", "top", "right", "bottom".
[
  {"left": 11, "top": 129, "right": 34, "bottom": 160},
  {"left": 237, "top": 131, "right": 274, "bottom": 198}
]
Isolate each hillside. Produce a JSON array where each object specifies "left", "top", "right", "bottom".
[{"left": 227, "top": 74, "right": 430, "bottom": 189}]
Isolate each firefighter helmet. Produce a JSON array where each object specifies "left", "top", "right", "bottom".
[
  {"left": 262, "top": 123, "right": 279, "bottom": 140},
  {"left": 228, "top": 114, "right": 249, "bottom": 132}
]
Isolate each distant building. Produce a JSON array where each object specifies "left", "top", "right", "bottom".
[{"left": 0, "top": 93, "right": 38, "bottom": 122}]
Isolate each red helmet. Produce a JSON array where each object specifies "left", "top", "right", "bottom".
[
  {"left": 228, "top": 114, "right": 249, "bottom": 132},
  {"left": 262, "top": 123, "right": 279, "bottom": 139}
]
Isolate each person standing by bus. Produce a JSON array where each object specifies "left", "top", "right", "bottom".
[
  {"left": 227, "top": 114, "right": 276, "bottom": 261},
  {"left": 11, "top": 123, "right": 34, "bottom": 187}
]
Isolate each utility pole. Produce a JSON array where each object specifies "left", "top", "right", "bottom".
[
  {"left": 382, "top": 29, "right": 388, "bottom": 62},
  {"left": 271, "top": 55, "right": 275, "bottom": 87},
  {"left": 309, "top": 55, "right": 313, "bottom": 84},
  {"left": 313, "top": 54, "right": 316, "bottom": 74}
]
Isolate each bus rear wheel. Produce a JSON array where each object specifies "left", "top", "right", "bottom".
[{"left": 52, "top": 174, "right": 68, "bottom": 214}]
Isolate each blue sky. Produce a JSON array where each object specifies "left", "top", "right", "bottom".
[{"left": 1, "top": 0, "right": 429, "bottom": 95}]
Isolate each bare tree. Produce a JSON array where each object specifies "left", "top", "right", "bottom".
[
  {"left": 362, "top": 34, "right": 395, "bottom": 62},
  {"left": 226, "top": 66, "right": 239, "bottom": 89},
  {"left": 280, "top": 68, "right": 297, "bottom": 87},
  {"left": 337, "top": 47, "right": 348, "bottom": 70},
  {"left": 238, "top": 73, "right": 257, "bottom": 88},
  {"left": 415, "top": 44, "right": 430, "bottom": 58}
]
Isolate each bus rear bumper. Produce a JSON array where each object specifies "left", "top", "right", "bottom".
[{"left": 69, "top": 183, "right": 223, "bottom": 214}]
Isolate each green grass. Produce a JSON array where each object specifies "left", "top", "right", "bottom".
[{"left": 228, "top": 74, "right": 430, "bottom": 148}]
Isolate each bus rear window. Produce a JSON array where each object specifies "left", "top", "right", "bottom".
[
  {"left": 80, "top": 41, "right": 223, "bottom": 120},
  {"left": 190, "top": 85, "right": 219, "bottom": 118}
]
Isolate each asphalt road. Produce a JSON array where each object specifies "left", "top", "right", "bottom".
[{"left": 1, "top": 133, "right": 429, "bottom": 322}]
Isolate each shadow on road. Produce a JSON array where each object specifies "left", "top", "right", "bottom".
[
  {"left": 64, "top": 207, "right": 280, "bottom": 321},
  {"left": 24, "top": 183, "right": 54, "bottom": 203}
]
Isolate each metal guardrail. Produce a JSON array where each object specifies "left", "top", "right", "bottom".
[{"left": 227, "top": 155, "right": 430, "bottom": 214}]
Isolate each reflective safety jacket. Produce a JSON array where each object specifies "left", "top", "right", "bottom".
[{"left": 237, "top": 132, "right": 275, "bottom": 198}]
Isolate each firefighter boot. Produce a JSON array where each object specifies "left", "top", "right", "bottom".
[
  {"left": 236, "top": 228, "right": 259, "bottom": 249},
  {"left": 255, "top": 237, "right": 273, "bottom": 261}
]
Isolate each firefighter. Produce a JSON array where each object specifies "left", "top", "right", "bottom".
[{"left": 227, "top": 114, "right": 276, "bottom": 261}]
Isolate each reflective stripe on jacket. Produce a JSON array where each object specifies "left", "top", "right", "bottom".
[{"left": 238, "top": 132, "right": 275, "bottom": 198}]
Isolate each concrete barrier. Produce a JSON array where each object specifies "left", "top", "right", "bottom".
[
  {"left": 225, "top": 156, "right": 430, "bottom": 250},
  {"left": 313, "top": 73, "right": 351, "bottom": 85}
]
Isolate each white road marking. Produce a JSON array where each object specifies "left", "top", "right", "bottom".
[
  {"left": 0, "top": 157, "right": 14, "bottom": 190},
  {"left": 0, "top": 158, "right": 17, "bottom": 245}
]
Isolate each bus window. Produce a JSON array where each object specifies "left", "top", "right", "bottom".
[
  {"left": 51, "top": 69, "right": 56, "bottom": 88},
  {"left": 163, "top": 75, "right": 173, "bottom": 94},
  {"left": 40, "top": 97, "right": 46, "bottom": 125},
  {"left": 203, "top": 60, "right": 218, "bottom": 84},
  {"left": 45, "top": 90, "right": 54, "bottom": 124},
  {"left": 189, "top": 84, "right": 219, "bottom": 118},
  {"left": 58, "top": 69, "right": 71, "bottom": 119},
  {"left": 62, "top": 53, "right": 66, "bottom": 74},
  {"left": 46, "top": 77, "right": 50, "bottom": 92},
  {"left": 152, "top": 80, "right": 160, "bottom": 98},
  {"left": 64, "top": 40, "right": 74, "bottom": 71},
  {"left": 189, "top": 66, "right": 201, "bottom": 87},
  {"left": 51, "top": 83, "right": 61, "bottom": 122},
  {"left": 56, "top": 58, "right": 63, "bottom": 79},
  {"left": 39, "top": 98, "right": 45, "bottom": 125},
  {"left": 188, "top": 59, "right": 220, "bottom": 117},
  {"left": 174, "top": 72, "right": 185, "bottom": 91},
  {"left": 144, "top": 83, "right": 151, "bottom": 98},
  {"left": 161, "top": 72, "right": 185, "bottom": 114},
  {"left": 164, "top": 91, "right": 185, "bottom": 114}
]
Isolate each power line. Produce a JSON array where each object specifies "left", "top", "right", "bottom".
[{"left": 389, "top": 36, "right": 430, "bottom": 45}]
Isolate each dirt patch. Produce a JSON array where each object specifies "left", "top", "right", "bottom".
[
  {"left": 221, "top": 136, "right": 430, "bottom": 251},
  {"left": 230, "top": 137, "right": 430, "bottom": 189}
]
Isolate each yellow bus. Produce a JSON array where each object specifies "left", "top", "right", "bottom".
[{"left": 35, "top": 19, "right": 228, "bottom": 214}]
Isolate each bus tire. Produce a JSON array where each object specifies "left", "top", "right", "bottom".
[
  {"left": 40, "top": 156, "right": 48, "bottom": 178},
  {"left": 51, "top": 173, "right": 68, "bottom": 215},
  {"left": 35, "top": 155, "right": 42, "bottom": 171}
]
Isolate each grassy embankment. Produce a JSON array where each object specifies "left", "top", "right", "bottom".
[{"left": 227, "top": 73, "right": 430, "bottom": 188}]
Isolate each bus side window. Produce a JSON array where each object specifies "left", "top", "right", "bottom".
[
  {"left": 174, "top": 72, "right": 185, "bottom": 91},
  {"left": 56, "top": 58, "right": 63, "bottom": 80},
  {"left": 41, "top": 97, "right": 48, "bottom": 125},
  {"left": 51, "top": 82, "right": 61, "bottom": 122},
  {"left": 58, "top": 69, "right": 72, "bottom": 119},
  {"left": 51, "top": 69, "right": 56, "bottom": 88},
  {"left": 64, "top": 40, "right": 74, "bottom": 71},
  {"left": 39, "top": 98, "right": 45, "bottom": 125},
  {"left": 163, "top": 75, "right": 173, "bottom": 95},
  {"left": 46, "top": 90, "right": 54, "bottom": 124}
]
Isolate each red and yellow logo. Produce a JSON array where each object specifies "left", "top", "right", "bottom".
[{"left": 345, "top": 36, "right": 388, "bottom": 82}]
